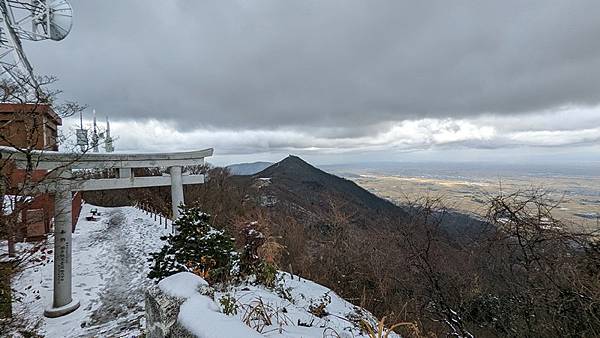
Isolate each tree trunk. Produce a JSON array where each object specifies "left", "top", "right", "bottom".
[
  {"left": 0, "top": 262, "right": 12, "bottom": 318},
  {"left": 7, "top": 238, "right": 15, "bottom": 258}
]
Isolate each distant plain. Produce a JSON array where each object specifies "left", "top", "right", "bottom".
[{"left": 322, "top": 162, "right": 600, "bottom": 232}]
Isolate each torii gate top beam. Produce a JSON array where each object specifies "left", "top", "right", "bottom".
[{"left": 0, "top": 146, "right": 214, "bottom": 170}]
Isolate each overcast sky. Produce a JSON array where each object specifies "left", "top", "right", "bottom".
[{"left": 26, "top": 0, "right": 600, "bottom": 165}]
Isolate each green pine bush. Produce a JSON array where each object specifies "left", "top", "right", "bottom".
[{"left": 148, "top": 206, "right": 239, "bottom": 283}]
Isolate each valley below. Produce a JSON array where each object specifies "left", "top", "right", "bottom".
[{"left": 324, "top": 162, "right": 600, "bottom": 232}]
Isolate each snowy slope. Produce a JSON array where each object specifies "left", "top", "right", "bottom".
[
  {"left": 215, "top": 273, "right": 399, "bottom": 338},
  {"left": 10, "top": 204, "right": 172, "bottom": 337},
  {"left": 215, "top": 272, "right": 397, "bottom": 338},
  {"left": 158, "top": 272, "right": 400, "bottom": 338},
  {"left": 9, "top": 204, "right": 398, "bottom": 338}
]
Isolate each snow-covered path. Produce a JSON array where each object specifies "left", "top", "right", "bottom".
[{"left": 11, "top": 204, "right": 171, "bottom": 337}]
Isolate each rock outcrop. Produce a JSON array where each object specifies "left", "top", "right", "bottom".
[
  {"left": 145, "top": 282, "right": 195, "bottom": 338},
  {"left": 145, "top": 272, "right": 207, "bottom": 338}
]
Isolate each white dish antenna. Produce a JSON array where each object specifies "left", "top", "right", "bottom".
[
  {"left": 44, "top": 0, "right": 74, "bottom": 41},
  {"left": 0, "top": 0, "right": 74, "bottom": 96}
]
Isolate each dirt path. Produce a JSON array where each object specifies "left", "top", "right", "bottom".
[{"left": 83, "top": 210, "right": 150, "bottom": 336}]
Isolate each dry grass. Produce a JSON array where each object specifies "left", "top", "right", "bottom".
[
  {"left": 241, "top": 297, "right": 291, "bottom": 334},
  {"left": 360, "top": 316, "right": 423, "bottom": 338}
]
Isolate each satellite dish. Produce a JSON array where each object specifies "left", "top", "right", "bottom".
[
  {"left": 0, "top": 0, "right": 74, "bottom": 95},
  {"left": 48, "top": 0, "right": 74, "bottom": 41}
]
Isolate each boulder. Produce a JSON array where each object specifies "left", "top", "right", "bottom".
[{"left": 145, "top": 272, "right": 208, "bottom": 338}]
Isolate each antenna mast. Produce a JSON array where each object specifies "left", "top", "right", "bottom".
[
  {"left": 104, "top": 116, "right": 114, "bottom": 152},
  {"left": 91, "top": 109, "right": 99, "bottom": 152},
  {"left": 75, "top": 109, "right": 88, "bottom": 152}
]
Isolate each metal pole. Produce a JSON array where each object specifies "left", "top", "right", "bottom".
[{"left": 44, "top": 171, "right": 80, "bottom": 318}]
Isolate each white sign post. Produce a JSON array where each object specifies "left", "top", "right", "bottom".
[{"left": 46, "top": 170, "right": 79, "bottom": 316}]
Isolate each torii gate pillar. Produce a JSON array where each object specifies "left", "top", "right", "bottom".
[
  {"left": 170, "top": 166, "right": 184, "bottom": 222},
  {"left": 44, "top": 171, "right": 80, "bottom": 317}
]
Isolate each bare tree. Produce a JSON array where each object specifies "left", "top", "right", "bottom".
[
  {"left": 1, "top": 75, "right": 88, "bottom": 252},
  {"left": 0, "top": 75, "right": 91, "bottom": 327}
]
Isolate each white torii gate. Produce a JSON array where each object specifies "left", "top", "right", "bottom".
[{"left": 0, "top": 146, "right": 213, "bottom": 317}]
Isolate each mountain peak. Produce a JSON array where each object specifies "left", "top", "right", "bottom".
[
  {"left": 255, "top": 155, "right": 321, "bottom": 178},
  {"left": 279, "top": 155, "right": 311, "bottom": 166},
  {"left": 250, "top": 155, "right": 405, "bottom": 222}
]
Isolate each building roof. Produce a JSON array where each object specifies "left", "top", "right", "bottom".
[{"left": 0, "top": 102, "right": 62, "bottom": 125}]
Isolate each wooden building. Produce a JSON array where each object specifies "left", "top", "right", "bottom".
[
  {"left": 0, "top": 103, "right": 62, "bottom": 151},
  {"left": 0, "top": 102, "right": 81, "bottom": 239}
]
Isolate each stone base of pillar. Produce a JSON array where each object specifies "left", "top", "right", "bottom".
[{"left": 43, "top": 299, "right": 80, "bottom": 318}]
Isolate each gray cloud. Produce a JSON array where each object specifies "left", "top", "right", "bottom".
[
  {"left": 26, "top": 0, "right": 600, "bottom": 134},
  {"left": 60, "top": 107, "right": 599, "bottom": 158}
]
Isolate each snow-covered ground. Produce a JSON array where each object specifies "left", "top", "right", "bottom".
[
  {"left": 8, "top": 204, "right": 397, "bottom": 338},
  {"left": 10, "top": 203, "right": 172, "bottom": 337},
  {"left": 158, "top": 271, "right": 399, "bottom": 338},
  {"left": 212, "top": 274, "right": 399, "bottom": 338}
]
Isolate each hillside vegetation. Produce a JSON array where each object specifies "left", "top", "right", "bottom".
[{"left": 84, "top": 156, "right": 600, "bottom": 337}]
